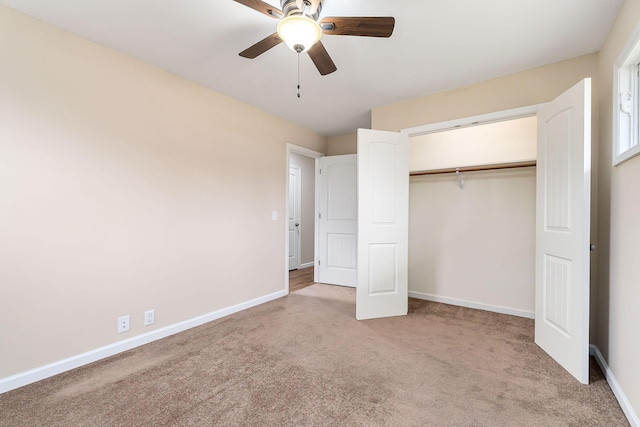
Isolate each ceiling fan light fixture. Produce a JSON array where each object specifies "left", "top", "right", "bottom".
[{"left": 277, "top": 15, "right": 322, "bottom": 53}]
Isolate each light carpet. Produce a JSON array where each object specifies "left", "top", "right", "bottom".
[{"left": 0, "top": 284, "right": 629, "bottom": 426}]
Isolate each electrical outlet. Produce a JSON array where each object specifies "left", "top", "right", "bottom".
[
  {"left": 144, "top": 310, "right": 155, "bottom": 326},
  {"left": 117, "top": 315, "right": 130, "bottom": 333}
]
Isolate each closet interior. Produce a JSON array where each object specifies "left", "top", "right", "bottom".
[{"left": 408, "top": 116, "right": 538, "bottom": 318}]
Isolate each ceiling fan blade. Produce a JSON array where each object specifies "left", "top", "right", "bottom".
[
  {"left": 307, "top": 41, "right": 337, "bottom": 76},
  {"left": 239, "top": 33, "right": 282, "bottom": 59},
  {"left": 321, "top": 17, "right": 395, "bottom": 38},
  {"left": 233, "top": 0, "right": 283, "bottom": 19}
]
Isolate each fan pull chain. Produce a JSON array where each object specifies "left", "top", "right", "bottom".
[{"left": 297, "top": 52, "right": 301, "bottom": 98}]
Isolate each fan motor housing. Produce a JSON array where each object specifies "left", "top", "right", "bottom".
[{"left": 280, "top": 0, "right": 321, "bottom": 21}]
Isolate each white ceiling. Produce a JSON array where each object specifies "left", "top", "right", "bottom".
[{"left": 0, "top": 0, "right": 624, "bottom": 136}]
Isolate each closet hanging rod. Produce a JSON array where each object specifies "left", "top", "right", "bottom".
[{"left": 410, "top": 160, "right": 537, "bottom": 177}]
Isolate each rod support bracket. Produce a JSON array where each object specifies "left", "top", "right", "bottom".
[{"left": 456, "top": 169, "right": 465, "bottom": 189}]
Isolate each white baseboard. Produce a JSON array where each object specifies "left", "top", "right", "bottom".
[
  {"left": 590, "top": 344, "right": 640, "bottom": 427},
  {"left": 299, "top": 262, "right": 314, "bottom": 269},
  {"left": 0, "top": 289, "right": 287, "bottom": 395},
  {"left": 408, "top": 291, "right": 535, "bottom": 319}
]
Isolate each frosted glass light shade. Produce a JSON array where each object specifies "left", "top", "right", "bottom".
[{"left": 277, "top": 15, "right": 322, "bottom": 53}]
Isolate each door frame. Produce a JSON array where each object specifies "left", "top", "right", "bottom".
[
  {"left": 401, "top": 104, "right": 548, "bottom": 316},
  {"left": 401, "top": 100, "right": 595, "bottom": 383},
  {"left": 285, "top": 144, "right": 324, "bottom": 292},
  {"left": 401, "top": 104, "right": 547, "bottom": 137}
]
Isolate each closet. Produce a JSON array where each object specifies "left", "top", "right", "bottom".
[{"left": 407, "top": 116, "right": 537, "bottom": 318}]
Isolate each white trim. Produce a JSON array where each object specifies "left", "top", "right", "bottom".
[
  {"left": 408, "top": 291, "right": 535, "bottom": 319},
  {"left": 286, "top": 144, "right": 323, "bottom": 292},
  {"left": 401, "top": 104, "right": 548, "bottom": 137},
  {"left": 614, "top": 143, "right": 640, "bottom": 165},
  {"left": 287, "top": 143, "right": 324, "bottom": 159},
  {"left": 590, "top": 345, "right": 640, "bottom": 427},
  {"left": 299, "top": 261, "right": 314, "bottom": 269},
  {"left": 0, "top": 289, "right": 287, "bottom": 394},
  {"left": 613, "top": 21, "right": 640, "bottom": 166},
  {"left": 314, "top": 158, "right": 320, "bottom": 283}
]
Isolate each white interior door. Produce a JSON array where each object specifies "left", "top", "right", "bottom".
[
  {"left": 288, "top": 165, "right": 301, "bottom": 271},
  {"left": 316, "top": 155, "right": 358, "bottom": 287},
  {"left": 535, "top": 78, "right": 591, "bottom": 384},
  {"left": 356, "top": 128, "right": 409, "bottom": 320}
]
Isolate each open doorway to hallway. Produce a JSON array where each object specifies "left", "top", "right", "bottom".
[{"left": 286, "top": 144, "right": 323, "bottom": 292}]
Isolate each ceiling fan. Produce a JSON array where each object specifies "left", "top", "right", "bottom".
[{"left": 233, "top": 0, "right": 395, "bottom": 76}]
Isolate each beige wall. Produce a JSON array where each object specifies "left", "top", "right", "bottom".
[
  {"left": 327, "top": 132, "right": 357, "bottom": 155},
  {"left": 596, "top": 0, "right": 640, "bottom": 417},
  {"left": 410, "top": 116, "right": 537, "bottom": 172},
  {"left": 372, "top": 54, "right": 599, "bottom": 133},
  {"left": 0, "top": 6, "right": 326, "bottom": 379},
  {"left": 288, "top": 153, "right": 315, "bottom": 266}
]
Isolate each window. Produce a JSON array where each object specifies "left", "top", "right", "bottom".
[{"left": 613, "top": 24, "right": 640, "bottom": 165}]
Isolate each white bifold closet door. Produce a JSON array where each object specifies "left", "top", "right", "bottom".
[
  {"left": 356, "top": 129, "right": 409, "bottom": 320},
  {"left": 535, "top": 78, "right": 591, "bottom": 384}
]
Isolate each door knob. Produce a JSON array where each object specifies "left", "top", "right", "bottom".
[{"left": 295, "top": 223, "right": 300, "bottom": 227}]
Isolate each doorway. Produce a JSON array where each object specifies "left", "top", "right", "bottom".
[{"left": 286, "top": 144, "right": 323, "bottom": 292}]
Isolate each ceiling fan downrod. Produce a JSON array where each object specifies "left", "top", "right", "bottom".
[{"left": 297, "top": 52, "right": 301, "bottom": 98}]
